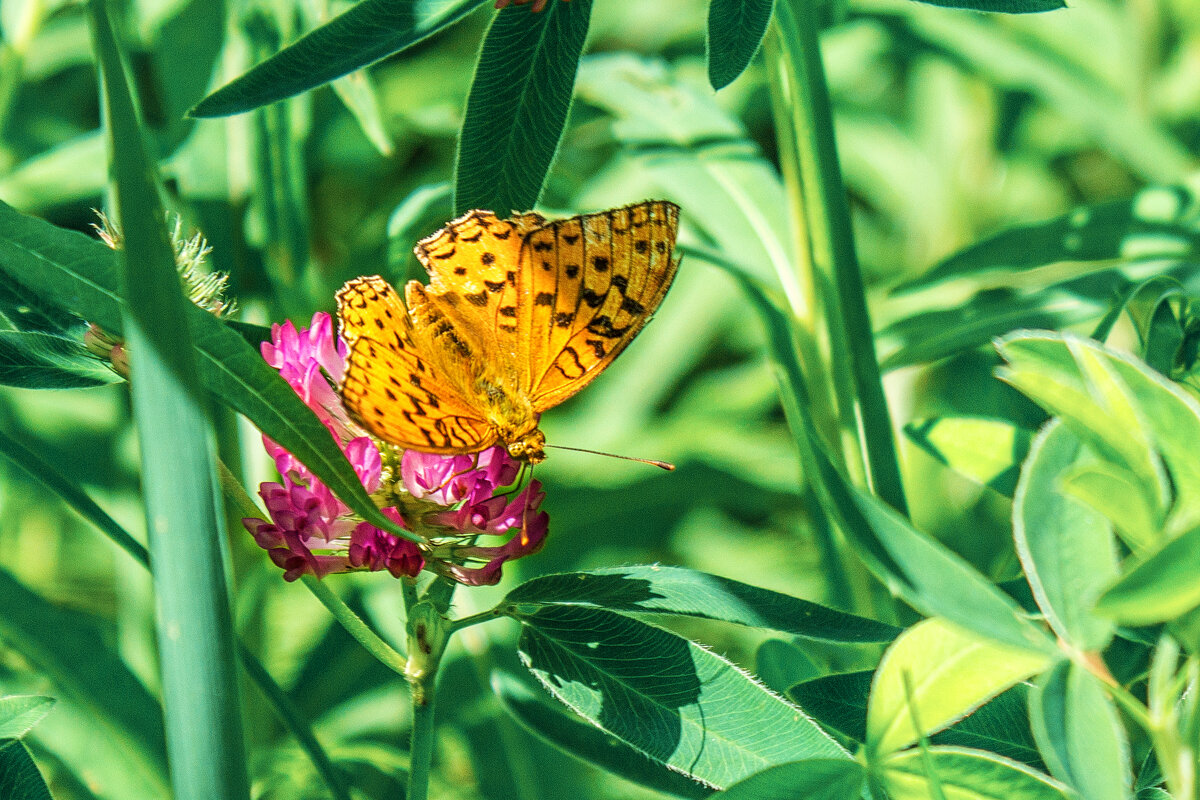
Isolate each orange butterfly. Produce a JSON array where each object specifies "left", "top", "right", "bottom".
[{"left": 336, "top": 200, "right": 680, "bottom": 464}]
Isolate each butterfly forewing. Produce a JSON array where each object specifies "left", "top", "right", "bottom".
[
  {"left": 415, "top": 209, "right": 545, "bottom": 385},
  {"left": 337, "top": 276, "right": 496, "bottom": 453},
  {"left": 522, "top": 200, "right": 680, "bottom": 409}
]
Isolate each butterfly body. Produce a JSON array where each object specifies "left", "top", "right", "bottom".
[{"left": 337, "top": 200, "right": 680, "bottom": 463}]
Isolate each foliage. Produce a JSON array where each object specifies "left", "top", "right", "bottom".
[{"left": 2, "top": 0, "right": 1200, "bottom": 798}]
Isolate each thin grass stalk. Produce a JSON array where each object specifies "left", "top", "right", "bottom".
[{"left": 769, "top": 0, "right": 908, "bottom": 516}]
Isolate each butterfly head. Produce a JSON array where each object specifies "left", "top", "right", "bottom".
[{"left": 505, "top": 427, "right": 546, "bottom": 465}]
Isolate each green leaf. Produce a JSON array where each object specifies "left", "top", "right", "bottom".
[
  {"left": 0, "top": 200, "right": 411, "bottom": 542},
  {"left": 907, "top": 0, "right": 1063, "bottom": 11},
  {"left": 756, "top": 640, "right": 820, "bottom": 695},
  {"left": 706, "top": 0, "right": 775, "bottom": 91},
  {"left": 999, "top": 331, "right": 1200, "bottom": 538},
  {"left": 1058, "top": 461, "right": 1160, "bottom": 554},
  {"left": 89, "top": 1, "right": 250, "bottom": 797},
  {"left": 0, "top": 270, "right": 87, "bottom": 335},
  {"left": 899, "top": 187, "right": 1200, "bottom": 293},
  {"left": 0, "top": 330, "right": 119, "bottom": 388},
  {"left": 1094, "top": 524, "right": 1200, "bottom": 625},
  {"left": 713, "top": 758, "right": 865, "bottom": 799},
  {"left": 0, "top": 697, "right": 54, "bottom": 740},
  {"left": 0, "top": 740, "right": 53, "bottom": 800},
  {"left": 1013, "top": 421, "right": 1118, "bottom": 651},
  {"left": 1028, "top": 661, "right": 1131, "bottom": 800},
  {"left": 881, "top": 747, "right": 1071, "bottom": 800},
  {"left": 866, "top": 618, "right": 1050, "bottom": 756},
  {"left": 491, "top": 671, "right": 710, "bottom": 799},
  {"left": 190, "top": 0, "right": 491, "bottom": 117},
  {"left": 454, "top": 0, "right": 592, "bottom": 216},
  {"left": 505, "top": 565, "right": 900, "bottom": 643},
  {"left": 512, "top": 605, "right": 847, "bottom": 789},
  {"left": 0, "top": 566, "right": 167, "bottom": 790},
  {"left": 904, "top": 416, "right": 1034, "bottom": 497}
]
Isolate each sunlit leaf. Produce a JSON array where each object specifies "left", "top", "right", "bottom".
[
  {"left": 904, "top": 416, "right": 1033, "bottom": 497},
  {"left": 881, "top": 747, "right": 1071, "bottom": 800}
]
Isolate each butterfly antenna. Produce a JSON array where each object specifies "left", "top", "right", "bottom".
[{"left": 545, "top": 445, "right": 675, "bottom": 471}]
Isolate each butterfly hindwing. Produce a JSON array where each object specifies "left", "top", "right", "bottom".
[
  {"left": 336, "top": 276, "right": 496, "bottom": 453},
  {"left": 522, "top": 200, "right": 680, "bottom": 409}
]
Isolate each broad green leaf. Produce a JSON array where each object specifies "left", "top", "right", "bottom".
[
  {"left": 0, "top": 132, "right": 108, "bottom": 210},
  {"left": 1013, "top": 421, "right": 1117, "bottom": 650},
  {"left": 909, "top": 0, "right": 1062, "bottom": 10},
  {"left": 882, "top": 747, "right": 1071, "bottom": 800},
  {"left": 505, "top": 565, "right": 900, "bottom": 643},
  {"left": 0, "top": 697, "right": 54, "bottom": 740},
  {"left": 0, "top": 566, "right": 167, "bottom": 790},
  {"left": 0, "top": 331, "right": 119, "bottom": 388},
  {"left": 900, "top": 187, "right": 1200, "bottom": 293},
  {"left": 0, "top": 740, "right": 53, "bottom": 800},
  {"left": 1058, "top": 462, "right": 1159, "bottom": 553},
  {"left": 1094, "top": 524, "right": 1200, "bottom": 625},
  {"left": 90, "top": 2, "right": 249, "bottom": 797},
  {"left": 713, "top": 758, "right": 865, "bottom": 799},
  {"left": 454, "top": 0, "right": 592, "bottom": 216},
  {"left": 491, "top": 671, "right": 710, "bottom": 799},
  {"left": 904, "top": 416, "right": 1033, "bottom": 497},
  {"left": 756, "top": 640, "right": 820, "bottom": 695},
  {"left": 513, "top": 605, "right": 847, "bottom": 789},
  {"left": 706, "top": 0, "right": 774, "bottom": 91},
  {"left": 191, "top": 0, "right": 491, "bottom": 117},
  {"left": 867, "top": 618, "right": 1050, "bottom": 756},
  {"left": 0, "top": 200, "right": 411, "bottom": 541},
  {"left": 791, "top": 673, "right": 1042, "bottom": 767},
  {"left": 997, "top": 332, "right": 1192, "bottom": 533},
  {"left": 1028, "top": 661, "right": 1130, "bottom": 800}
]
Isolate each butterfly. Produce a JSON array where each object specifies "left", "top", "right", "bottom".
[{"left": 336, "top": 200, "right": 680, "bottom": 464}]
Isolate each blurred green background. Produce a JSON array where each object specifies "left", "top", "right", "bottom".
[{"left": 0, "top": 0, "right": 1195, "bottom": 796}]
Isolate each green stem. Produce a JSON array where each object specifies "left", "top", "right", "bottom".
[
  {"left": 769, "top": 0, "right": 908, "bottom": 517},
  {"left": 301, "top": 575, "right": 408, "bottom": 675},
  {"left": 406, "top": 678, "right": 439, "bottom": 800}
]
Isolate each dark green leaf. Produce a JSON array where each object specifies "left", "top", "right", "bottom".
[
  {"left": 1028, "top": 661, "right": 1130, "bottom": 800},
  {"left": 191, "top": 0, "right": 491, "bottom": 117},
  {"left": 454, "top": 0, "right": 592, "bottom": 216},
  {"left": 0, "top": 740, "right": 52, "bottom": 800},
  {"left": 899, "top": 186, "right": 1200, "bottom": 293},
  {"left": 491, "top": 671, "right": 711, "bottom": 799},
  {"left": 0, "top": 270, "right": 85, "bottom": 335},
  {"left": 505, "top": 565, "right": 899, "bottom": 643},
  {"left": 713, "top": 758, "right": 864, "bottom": 799},
  {"left": 1013, "top": 421, "right": 1117, "bottom": 651},
  {"left": 756, "top": 640, "right": 820, "bottom": 695},
  {"left": 0, "top": 697, "right": 54, "bottom": 740},
  {"left": 0, "top": 330, "right": 118, "bottom": 388},
  {"left": 904, "top": 416, "right": 1033, "bottom": 498},
  {"left": 905, "top": 0, "right": 1064, "bottom": 12},
  {"left": 706, "top": 0, "right": 775, "bottom": 91},
  {"left": 513, "top": 605, "right": 847, "bottom": 789},
  {"left": 0, "top": 200, "right": 411, "bottom": 541}
]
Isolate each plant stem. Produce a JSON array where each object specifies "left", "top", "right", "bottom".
[
  {"left": 769, "top": 0, "right": 908, "bottom": 516},
  {"left": 406, "top": 676, "right": 440, "bottom": 800}
]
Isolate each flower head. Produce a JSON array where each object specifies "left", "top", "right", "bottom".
[{"left": 243, "top": 312, "right": 549, "bottom": 585}]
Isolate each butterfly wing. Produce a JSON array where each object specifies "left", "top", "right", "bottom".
[
  {"left": 337, "top": 276, "right": 498, "bottom": 454},
  {"left": 521, "top": 200, "right": 680, "bottom": 410},
  {"left": 414, "top": 209, "right": 547, "bottom": 387}
]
